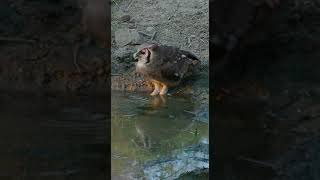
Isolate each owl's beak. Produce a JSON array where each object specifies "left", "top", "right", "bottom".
[{"left": 133, "top": 52, "right": 139, "bottom": 61}]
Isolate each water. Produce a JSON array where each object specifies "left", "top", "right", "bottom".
[
  {"left": 0, "top": 92, "right": 108, "bottom": 179},
  {"left": 0, "top": 91, "right": 208, "bottom": 179},
  {"left": 111, "top": 91, "right": 209, "bottom": 179}
]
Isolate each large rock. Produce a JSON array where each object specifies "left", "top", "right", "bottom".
[{"left": 115, "top": 28, "right": 143, "bottom": 47}]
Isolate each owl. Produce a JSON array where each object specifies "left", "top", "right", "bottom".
[{"left": 133, "top": 43, "right": 200, "bottom": 96}]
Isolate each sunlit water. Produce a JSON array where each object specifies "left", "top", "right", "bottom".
[
  {"left": 0, "top": 92, "right": 108, "bottom": 179},
  {"left": 111, "top": 91, "right": 209, "bottom": 179}
]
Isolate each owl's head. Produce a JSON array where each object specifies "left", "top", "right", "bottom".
[{"left": 133, "top": 43, "right": 159, "bottom": 67}]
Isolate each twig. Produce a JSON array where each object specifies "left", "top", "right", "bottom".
[
  {"left": 184, "top": 110, "right": 197, "bottom": 115},
  {"left": 138, "top": 31, "right": 152, "bottom": 37},
  {"left": 188, "top": 37, "right": 191, "bottom": 44},
  {"left": 125, "top": 0, "right": 134, "bottom": 11},
  {"left": 168, "top": 2, "right": 180, "bottom": 20},
  {"left": 151, "top": 31, "right": 157, "bottom": 40}
]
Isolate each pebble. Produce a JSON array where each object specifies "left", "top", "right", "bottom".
[
  {"left": 146, "top": 26, "right": 154, "bottom": 32},
  {"left": 120, "top": 15, "right": 131, "bottom": 22}
]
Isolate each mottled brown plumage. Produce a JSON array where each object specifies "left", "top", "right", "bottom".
[{"left": 133, "top": 43, "right": 200, "bottom": 96}]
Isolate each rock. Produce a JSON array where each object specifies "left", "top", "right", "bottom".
[
  {"left": 128, "top": 24, "right": 136, "bottom": 29},
  {"left": 115, "top": 28, "right": 143, "bottom": 47},
  {"left": 146, "top": 26, "right": 154, "bottom": 32},
  {"left": 111, "top": 47, "right": 136, "bottom": 73},
  {"left": 143, "top": 143, "right": 209, "bottom": 180},
  {"left": 112, "top": 47, "right": 135, "bottom": 63},
  {"left": 120, "top": 14, "right": 131, "bottom": 22}
]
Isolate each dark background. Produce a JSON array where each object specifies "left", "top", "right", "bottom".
[
  {"left": 0, "top": 0, "right": 110, "bottom": 179},
  {"left": 211, "top": 0, "right": 320, "bottom": 180}
]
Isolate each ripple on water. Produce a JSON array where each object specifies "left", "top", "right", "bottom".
[{"left": 111, "top": 91, "right": 209, "bottom": 179}]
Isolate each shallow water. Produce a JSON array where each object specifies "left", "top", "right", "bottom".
[
  {"left": 0, "top": 91, "right": 208, "bottom": 179},
  {"left": 0, "top": 92, "right": 108, "bottom": 179},
  {"left": 111, "top": 91, "right": 209, "bottom": 179}
]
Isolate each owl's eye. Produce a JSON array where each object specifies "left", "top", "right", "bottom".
[{"left": 140, "top": 50, "right": 146, "bottom": 55}]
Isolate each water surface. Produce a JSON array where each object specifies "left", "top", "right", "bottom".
[{"left": 111, "top": 91, "right": 209, "bottom": 179}]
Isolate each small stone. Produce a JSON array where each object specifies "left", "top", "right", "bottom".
[
  {"left": 115, "top": 28, "right": 143, "bottom": 47},
  {"left": 181, "top": 54, "right": 186, "bottom": 58},
  {"left": 192, "top": 60, "right": 199, "bottom": 65},
  {"left": 112, "top": 47, "right": 136, "bottom": 64},
  {"left": 120, "top": 15, "right": 131, "bottom": 22},
  {"left": 128, "top": 24, "right": 136, "bottom": 29},
  {"left": 146, "top": 26, "right": 154, "bottom": 32}
]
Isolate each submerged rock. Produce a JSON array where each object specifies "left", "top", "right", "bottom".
[{"left": 143, "top": 143, "right": 209, "bottom": 180}]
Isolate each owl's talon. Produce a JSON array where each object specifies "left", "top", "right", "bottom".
[
  {"left": 159, "top": 85, "right": 168, "bottom": 95},
  {"left": 150, "top": 90, "right": 160, "bottom": 96},
  {"left": 150, "top": 82, "right": 161, "bottom": 96}
]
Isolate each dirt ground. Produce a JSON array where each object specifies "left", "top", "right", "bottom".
[
  {"left": 111, "top": 0, "right": 209, "bottom": 59},
  {"left": 110, "top": 0, "right": 209, "bottom": 92},
  {"left": 110, "top": 0, "right": 209, "bottom": 125}
]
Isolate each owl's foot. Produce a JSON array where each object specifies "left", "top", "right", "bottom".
[
  {"left": 150, "top": 89, "right": 160, "bottom": 96},
  {"left": 159, "top": 85, "right": 168, "bottom": 95},
  {"left": 150, "top": 82, "right": 160, "bottom": 96}
]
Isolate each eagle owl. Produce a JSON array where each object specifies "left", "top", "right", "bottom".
[{"left": 133, "top": 43, "right": 200, "bottom": 96}]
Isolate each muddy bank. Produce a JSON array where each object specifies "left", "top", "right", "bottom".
[
  {"left": 110, "top": 0, "right": 209, "bottom": 129},
  {"left": 110, "top": 0, "right": 209, "bottom": 95}
]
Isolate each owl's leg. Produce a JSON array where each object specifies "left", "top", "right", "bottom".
[
  {"left": 159, "top": 94, "right": 167, "bottom": 103},
  {"left": 159, "top": 84, "right": 168, "bottom": 95},
  {"left": 150, "top": 81, "right": 161, "bottom": 96}
]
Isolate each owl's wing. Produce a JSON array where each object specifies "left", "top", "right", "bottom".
[
  {"left": 160, "top": 59, "right": 194, "bottom": 82},
  {"left": 159, "top": 46, "right": 200, "bottom": 82},
  {"left": 179, "top": 50, "right": 199, "bottom": 61},
  {"left": 160, "top": 62, "right": 181, "bottom": 82}
]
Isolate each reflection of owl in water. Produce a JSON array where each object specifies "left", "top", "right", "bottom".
[
  {"left": 132, "top": 96, "right": 195, "bottom": 150},
  {"left": 133, "top": 43, "right": 200, "bottom": 96}
]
